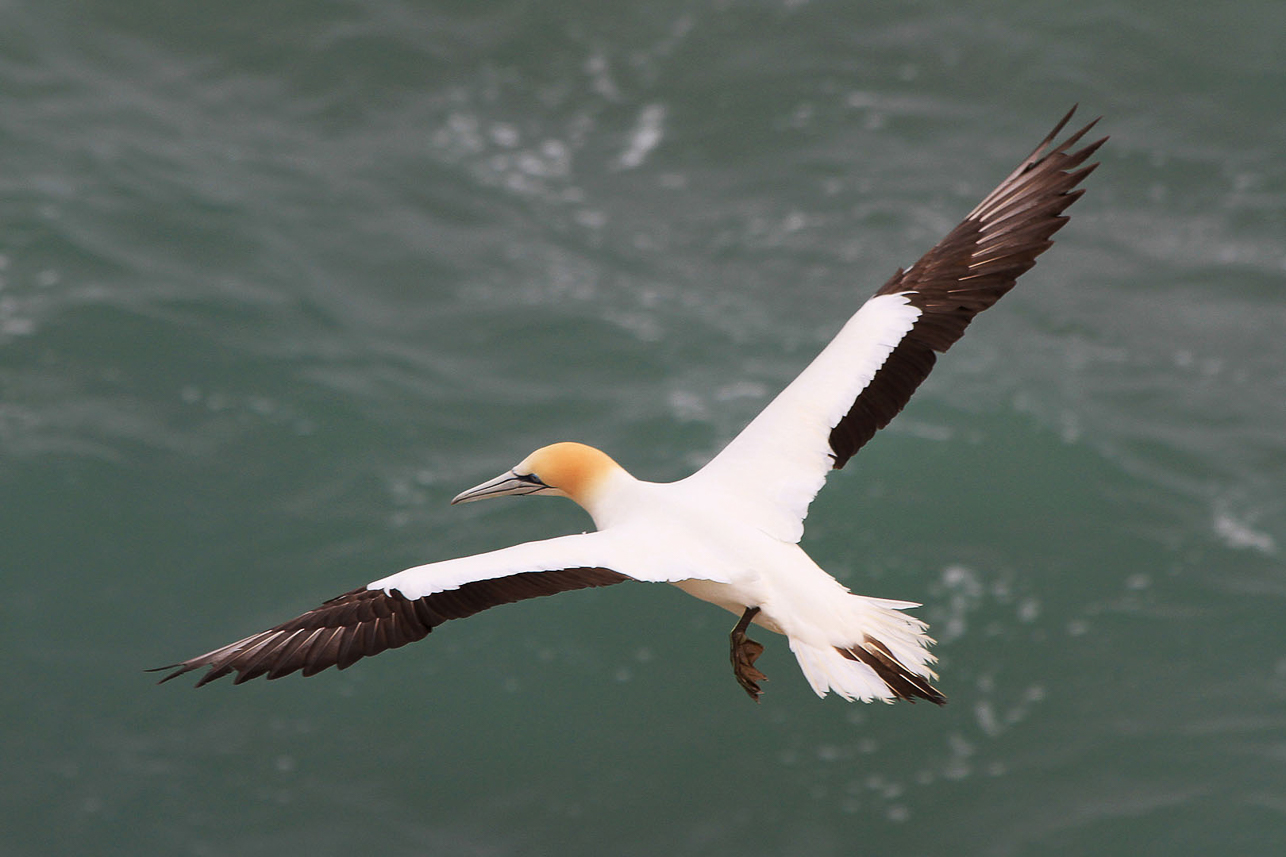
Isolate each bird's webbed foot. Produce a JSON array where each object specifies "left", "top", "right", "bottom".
[{"left": 729, "top": 606, "right": 768, "bottom": 702}]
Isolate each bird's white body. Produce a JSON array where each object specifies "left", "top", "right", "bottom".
[
  {"left": 158, "top": 110, "right": 1103, "bottom": 703},
  {"left": 368, "top": 293, "right": 937, "bottom": 702},
  {"left": 373, "top": 461, "right": 934, "bottom": 702}
]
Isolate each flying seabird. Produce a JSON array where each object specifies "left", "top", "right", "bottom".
[{"left": 154, "top": 109, "right": 1104, "bottom": 703}]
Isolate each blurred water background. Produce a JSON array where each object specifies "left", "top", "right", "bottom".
[{"left": 2, "top": 1, "right": 1284, "bottom": 855}]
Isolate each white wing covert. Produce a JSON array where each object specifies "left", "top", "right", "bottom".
[{"left": 689, "top": 109, "right": 1104, "bottom": 542}]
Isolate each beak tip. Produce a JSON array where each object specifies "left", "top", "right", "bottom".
[{"left": 450, "top": 470, "right": 523, "bottom": 506}]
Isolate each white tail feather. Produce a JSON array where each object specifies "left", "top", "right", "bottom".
[
  {"left": 788, "top": 596, "right": 941, "bottom": 702},
  {"left": 789, "top": 638, "right": 885, "bottom": 701}
]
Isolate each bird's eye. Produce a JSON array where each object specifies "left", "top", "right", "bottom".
[{"left": 517, "top": 473, "right": 545, "bottom": 486}]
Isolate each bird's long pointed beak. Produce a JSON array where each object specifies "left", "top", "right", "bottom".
[{"left": 450, "top": 470, "right": 548, "bottom": 505}]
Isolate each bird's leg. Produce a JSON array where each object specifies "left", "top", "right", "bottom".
[{"left": 729, "top": 606, "right": 768, "bottom": 702}]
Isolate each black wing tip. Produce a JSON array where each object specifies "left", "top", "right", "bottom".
[
  {"left": 1041, "top": 104, "right": 1081, "bottom": 150},
  {"left": 150, "top": 569, "right": 633, "bottom": 690},
  {"left": 970, "top": 105, "right": 1107, "bottom": 235},
  {"left": 146, "top": 661, "right": 234, "bottom": 687},
  {"left": 1012, "top": 107, "right": 1107, "bottom": 195},
  {"left": 149, "top": 651, "right": 342, "bottom": 688},
  {"left": 154, "top": 666, "right": 237, "bottom": 688},
  {"left": 828, "top": 107, "right": 1106, "bottom": 467},
  {"left": 1043, "top": 105, "right": 1107, "bottom": 153},
  {"left": 145, "top": 663, "right": 191, "bottom": 685}
]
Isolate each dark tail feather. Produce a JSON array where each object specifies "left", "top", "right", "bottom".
[{"left": 840, "top": 637, "right": 946, "bottom": 705}]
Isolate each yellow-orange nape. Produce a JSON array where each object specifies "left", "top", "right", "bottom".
[{"left": 515, "top": 442, "right": 625, "bottom": 507}]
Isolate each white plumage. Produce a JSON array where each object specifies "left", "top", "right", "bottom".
[{"left": 156, "top": 110, "right": 1104, "bottom": 704}]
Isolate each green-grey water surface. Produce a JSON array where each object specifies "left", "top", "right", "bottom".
[{"left": 3, "top": 2, "right": 1285, "bottom": 855}]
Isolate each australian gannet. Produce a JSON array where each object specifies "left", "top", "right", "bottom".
[{"left": 155, "top": 109, "right": 1104, "bottom": 703}]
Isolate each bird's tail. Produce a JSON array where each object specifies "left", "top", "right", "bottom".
[{"left": 788, "top": 597, "right": 945, "bottom": 704}]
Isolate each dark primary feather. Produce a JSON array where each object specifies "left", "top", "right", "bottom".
[
  {"left": 827, "top": 107, "right": 1106, "bottom": 467},
  {"left": 151, "top": 567, "right": 630, "bottom": 687}
]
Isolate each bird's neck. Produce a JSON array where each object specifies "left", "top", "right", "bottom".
[{"left": 574, "top": 467, "right": 644, "bottom": 530}]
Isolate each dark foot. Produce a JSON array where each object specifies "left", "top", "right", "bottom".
[{"left": 730, "top": 606, "right": 768, "bottom": 702}]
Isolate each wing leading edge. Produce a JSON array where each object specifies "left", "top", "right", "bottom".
[
  {"left": 153, "top": 568, "right": 630, "bottom": 686},
  {"left": 152, "top": 533, "right": 641, "bottom": 686}
]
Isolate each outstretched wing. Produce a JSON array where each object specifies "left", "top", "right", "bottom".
[
  {"left": 687, "top": 108, "right": 1105, "bottom": 542},
  {"left": 152, "top": 532, "right": 636, "bottom": 687}
]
